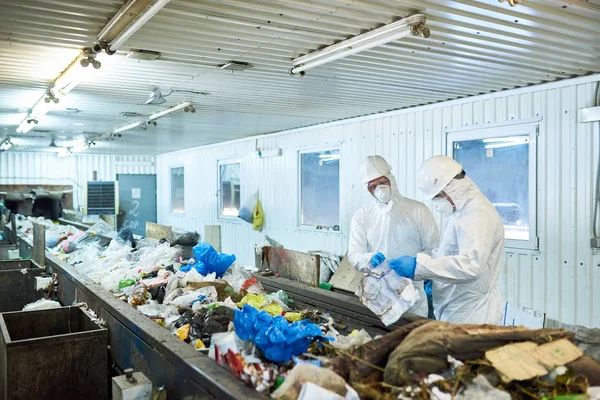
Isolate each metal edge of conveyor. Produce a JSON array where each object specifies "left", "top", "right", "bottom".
[
  {"left": 255, "top": 275, "right": 425, "bottom": 334},
  {"left": 16, "top": 234, "right": 264, "bottom": 400}
]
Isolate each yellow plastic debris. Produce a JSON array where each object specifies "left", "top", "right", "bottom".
[
  {"left": 192, "top": 339, "right": 206, "bottom": 350},
  {"left": 284, "top": 312, "right": 303, "bottom": 322},
  {"left": 238, "top": 293, "right": 267, "bottom": 309},
  {"left": 238, "top": 293, "right": 283, "bottom": 316},
  {"left": 348, "top": 329, "right": 360, "bottom": 337},
  {"left": 262, "top": 302, "right": 283, "bottom": 316},
  {"left": 176, "top": 324, "right": 190, "bottom": 341}
]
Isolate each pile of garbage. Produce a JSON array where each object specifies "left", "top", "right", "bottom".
[{"left": 17, "top": 216, "right": 600, "bottom": 399}]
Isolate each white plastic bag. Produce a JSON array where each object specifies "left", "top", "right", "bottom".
[
  {"left": 238, "top": 190, "right": 258, "bottom": 223},
  {"left": 23, "top": 299, "right": 61, "bottom": 311}
]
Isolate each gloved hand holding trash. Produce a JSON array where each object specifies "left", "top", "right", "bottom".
[
  {"left": 388, "top": 256, "right": 416, "bottom": 279},
  {"left": 370, "top": 252, "right": 386, "bottom": 267}
]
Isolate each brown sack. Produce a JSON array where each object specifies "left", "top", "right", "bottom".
[
  {"left": 326, "top": 319, "right": 431, "bottom": 384},
  {"left": 383, "top": 320, "right": 573, "bottom": 386}
]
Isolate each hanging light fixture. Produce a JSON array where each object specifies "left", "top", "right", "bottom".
[
  {"left": 0, "top": 139, "right": 12, "bottom": 151},
  {"left": 148, "top": 102, "right": 195, "bottom": 121},
  {"left": 290, "top": 14, "right": 429, "bottom": 75}
]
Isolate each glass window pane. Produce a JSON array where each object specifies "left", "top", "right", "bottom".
[
  {"left": 170, "top": 167, "right": 184, "bottom": 213},
  {"left": 453, "top": 135, "right": 529, "bottom": 241},
  {"left": 300, "top": 150, "right": 340, "bottom": 227},
  {"left": 220, "top": 163, "right": 241, "bottom": 216}
]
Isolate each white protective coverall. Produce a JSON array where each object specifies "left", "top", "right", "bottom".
[
  {"left": 349, "top": 173, "right": 439, "bottom": 317},
  {"left": 415, "top": 176, "right": 504, "bottom": 324}
]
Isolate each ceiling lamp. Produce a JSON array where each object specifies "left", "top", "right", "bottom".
[
  {"left": 0, "top": 139, "right": 12, "bottom": 151},
  {"left": 148, "top": 102, "right": 195, "bottom": 121},
  {"left": 15, "top": 51, "right": 103, "bottom": 134},
  {"left": 113, "top": 121, "right": 146, "bottom": 135},
  {"left": 105, "top": 0, "right": 172, "bottom": 53},
  {"left": 290, "top": 14, "right": 429, "bottom": 75}
]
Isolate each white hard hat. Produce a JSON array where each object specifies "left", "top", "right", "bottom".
[
  {"left": 360, "top": 155, "right": 392, "bottom": 184},
  {"left": 418, "top": 155, "right": 463, "bottom": 199}
]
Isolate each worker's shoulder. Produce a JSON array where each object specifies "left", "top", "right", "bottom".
[{"left": 401, "top": 197, "right": 432, "bottom": 213}]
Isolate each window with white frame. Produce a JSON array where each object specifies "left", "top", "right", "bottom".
[
  {"left": 447, "top": 121, "right": 538, "bottom": 250},
  {"left": 299, "top": 149, "right": 340, "bottom": 228},
  {"left": 218, "top": 161, "right": 241, "bottom": 217},
  {"left": 170, "top": 166, "right": 185, "bottom": 213}
]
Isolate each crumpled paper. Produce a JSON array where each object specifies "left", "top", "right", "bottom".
[{"left": 358, "top": 264, "right": 418, "bottom": 326}]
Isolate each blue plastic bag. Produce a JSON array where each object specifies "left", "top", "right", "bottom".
[
  {"left": 234, "top": 305, "right": 330, "bottom": 363},
  {"left": 190, "top": 242, "right": 236, "bottom": 278}
]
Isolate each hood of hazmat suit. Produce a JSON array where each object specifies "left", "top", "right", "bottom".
[
  {"left": 415, "top": 175, "right": 504, "bottom": 325},
  {"left": 349, "top": 157, "right": 440, "bottom": 318}
]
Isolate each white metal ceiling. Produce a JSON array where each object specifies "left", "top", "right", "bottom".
[{"left": 0, "top": 0, "right": 599, "bottom": 155}]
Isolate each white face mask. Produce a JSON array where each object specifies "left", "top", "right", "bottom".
[
  {"left": 432, "top": 196, "right": 454, "bottom": 214},
  {"left": 373, "top": 185, "right": 391, "bottom": 204}
]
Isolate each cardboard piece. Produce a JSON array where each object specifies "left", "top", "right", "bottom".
[
  {"left": 204, "top": 225, "right": 221, "bottom": 252},
  {"left": 485, "top": 338, "right": 583, "bottom": 382},
  {"left": 328, "top": 253, "right": 363, "bottom": 293},
  {"left": 146, "top": 221, "right": 174, "bottom": 242}
]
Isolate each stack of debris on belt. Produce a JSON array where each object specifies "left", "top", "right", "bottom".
[{"left": 21, "top": 215, "right": 600, "bottom": 399}]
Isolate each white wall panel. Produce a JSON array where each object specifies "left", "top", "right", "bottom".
[
  {"left": 157, "top": 74, "right": 600, "bottom": 328},
  {"left": 0, "top": 153, "right": 155, "bottom": 209}
]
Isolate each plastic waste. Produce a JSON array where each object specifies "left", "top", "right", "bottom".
[
  {"left": 241, "top": 277, "right": 264, "bottom": 294},
  {"left": 23, "top": 299, "right": 61, "bottom": 311},
  {"left": 116, "top": 228, "right": 136, "bottom": 248},
  {"left": 239, "top": 191, "right": 259, "bottom": 223},
  {"left": 457, "top": 375, "right": 511, "bottom": 399},
  {"left": 190, "top": 242, "right": 236, "bottom": 278},
  {"left": 168, "top": 287, "right": 218, "bottom": 309},
  {"left": 271, "top": 364, "right": 350, "bottom": 400},
  {"left": 118, "top": 278, "right": 136, "bottom": 289},
  {"left": 234, "top": 305, "right": 329, "bottom": 363},
  {"left": 222, "top": 265, "right": 252, "bottom": 293},
  {"left": 358, "top": 264, "right": 419, "bottom": 326},
  {"left": 332, "top": 329, "right": 372, "bottom": 350},
  {"left": 173, "top": 231, "right": 200, "bottom": 247},
  {"left": 137, "top": 303, "right": 180, "bottom": 319},
  {"left": 252, "top": 195, "right": 264, "bottom": 231}
]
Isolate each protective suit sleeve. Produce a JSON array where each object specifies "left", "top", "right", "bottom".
[
  {"left": 414, "top": 211, "right": 495, "bottom": 283},
  {"left": 417, "top": 205, "right": 439, "bottom": 256},
  {"left": 348, "top": 209, "right": 376, "bottom": 273}
]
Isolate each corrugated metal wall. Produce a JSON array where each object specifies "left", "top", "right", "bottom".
[
  {"left": 0, "top": 153, "right": 155, "bottom": 209},
  {"left": 156, "top": 74, "right": 600, "bottom": 328}
]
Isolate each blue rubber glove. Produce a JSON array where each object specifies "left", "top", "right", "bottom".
[
  {"left": 370, "top": 252, "right": 386, "bottom": 267},
  {"left": 389, "top": 256, "right": 417, "bottom": 279},
  {"left": 424, "top": 280, "right": 433, "bottom": 296}
]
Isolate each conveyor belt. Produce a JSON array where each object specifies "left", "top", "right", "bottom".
[
  {"left": 13, "top": 232, "right": 264, "bottom": 400},
  {"left": 6, "top": 221, "right": 423, "bottom": 399}
]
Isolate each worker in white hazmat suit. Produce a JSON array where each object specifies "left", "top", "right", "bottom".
[
  {"left": 389, "top": 155, "right": 504, "bottom": 324},
  {"left": 348, "top": 155, "right": 439, "bottom": 317}
]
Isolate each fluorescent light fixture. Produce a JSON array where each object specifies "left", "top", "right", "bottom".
[
  {"left": 71, "top": 142, "right": 89, "bottom": 153},
  {"left": 16, "top": 119, "right": 36, "bottom": 134},
  {"left": 0, "top": 139, "right": 12, "bottom": 151},
  {"left": 290, "top": 14, "right": 428, "bottom": 75},
  {"left": 57, "top": 148, "right": 71, "bottom": 158},
  {"left": 108, "top": 0, "right": 171, "bottom": 52},
  {"left": 53, "top": 52, "right": 104, "bottom": 97},
  {"left": 148, "top": 102, "right": 195, "bottom": 121},
  {"left": 113, "top": 121, "right": 145, "bottom": 134}
]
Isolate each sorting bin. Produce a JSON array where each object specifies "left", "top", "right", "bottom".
[
  {"left": 0, "top": 306, "right": 108, "bottom": 400},
  {"left": 0, "top": 260, "right": 45, "bottom": 312},
  {"left": 0, "top": 241, "right": 16, "bottom": 261}
]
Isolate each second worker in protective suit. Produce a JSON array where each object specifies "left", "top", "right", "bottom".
[
  {"left": 389, "top": 155, "right": 504, "bottom": 324},
  {"left": 348, "top": 155, "right": 439, "bottom": 317}
]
